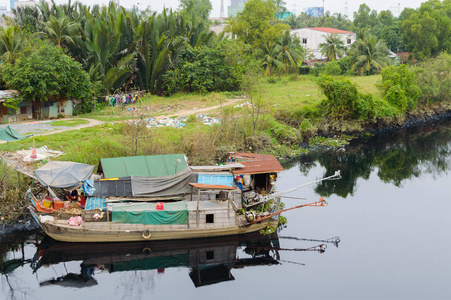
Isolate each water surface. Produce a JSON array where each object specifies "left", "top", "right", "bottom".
[{"left": 1, "top": 121, "right": 450, "bottom": 300}]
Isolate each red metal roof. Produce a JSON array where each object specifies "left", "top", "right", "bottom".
[
  {"left": 227, "top": 152, "right": 284, "bottom": 175},
  {"left": 189, "top": 183, "right": 236, "bottom": 190},
  {"left": 231, "top": 160, "right": 284, "bottom": 175},
  {"left": 308, "top": 27, "right": 354, "bottom": 34}
]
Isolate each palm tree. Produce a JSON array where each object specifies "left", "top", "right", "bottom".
[
  {"left": 40, "top": 15, "right": 81, "bottom": 48},
  {"left": 349, "top": 34, "right": 389, "bottom": 75},
  {"left": 320, "top": 32, "right": 345, "bottom": 61},
  {"left": 255, "top": 42, "right": 284, "bottom": 77},
  {"left": 0, "top": 26, "right": 23, "bottom": 65},
  {"left": 277, "top": 30, "right": 304, "bottom": 76}
]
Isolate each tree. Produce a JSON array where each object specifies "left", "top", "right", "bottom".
[
  {"left": 255, "top": 42, "right": 284, "bottom": 77},
  {"left": 162, "top": 44, "right": 242, "bottom": 95},
  {"left": 225, "top": 0, "right": 289, "bottom": 48},
  {"left": 178, "top": 0, "right": 212, "bottom": 20},
  {"left": 319, "top": 32, "right": 345, "bottom": 61},
  {"left": 348, "top": 34, "right": 389, "bottom": 75},
  {"left": 277, "top": 30, "right": 304, "bottom": 75},
  {"left": 353, "top": 4, "right": 378, "bottom": 30},
  {"left": 39, "top": 15, "right": 81, "bottom": 48},
  {"left": 0, "top": 26, "right": 24, "bottom": 65},
  {"left": 399, "top": 0, "right": 451, "bottom": 60},
  {"left": 2, "top": 42, "right": 92, "bottom": 103}
]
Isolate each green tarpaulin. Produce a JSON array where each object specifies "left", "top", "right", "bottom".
[
  {"left": 112, "top": 202, "right": 189, "bottom": 225},
  {"left": 0, "top": 126, "right": 30, "bottom": 141},
  {"left": 99, "top": 154, "right": 187, "bottom": 178}
]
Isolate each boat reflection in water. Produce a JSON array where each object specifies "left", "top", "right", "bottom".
[{"left": 32, "top": 233, "right": 332, "bottom": 288}]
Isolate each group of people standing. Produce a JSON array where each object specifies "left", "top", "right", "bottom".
[{"left": 108, "top": 93, "right": 140, "bottom": 107}]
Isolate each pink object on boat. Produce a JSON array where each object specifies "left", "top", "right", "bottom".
[{"left": 68, "top": 216, "right": 83, "bottom": 226}]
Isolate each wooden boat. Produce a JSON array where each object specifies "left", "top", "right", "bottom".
[
  {"left": 28, "top": 153, "right": 340, "bottom": 243},
  {"left": 29, "top": 200, "right": 279, "bottom": 243}
]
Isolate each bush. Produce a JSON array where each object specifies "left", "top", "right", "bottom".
[
  {"left": 324, "top": 60, "right": 342, "bottom": 75},
  {"left": 415, "top": 52, "right": 451, "bottom": 104},
  {"left": 299, "top": 66, "right": 310, "bottom": 75},
  {"left": 269, "top": 122, "right": 302, "bottom": 146},
  {"left": 162, "top": 44, "right": 242, "bottom": 95},
  {"left": 310, "top": 63, "right": 325, "bottom": 77},
  {"left": 299, "top": 119, "right": 317, "bottom": 138},
  {"left": 337, "top": 56, "right": 351, "bottom": 74},
  {"left": 318, "top": 75, "right": 374, "bottom": 120},
  {"left": 378, "top": 65, "right": 421, "bottom": 112}
]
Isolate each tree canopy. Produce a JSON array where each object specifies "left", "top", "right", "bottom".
[
  {"left": 226, "top": 0, "right": 289, "bottom": 48},
  {"left": 2, "top": 42, "right": 92, "bottom": 102}
]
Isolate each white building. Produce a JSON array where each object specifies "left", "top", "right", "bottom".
[
  {"left": 291, "top": 27, "right": 356, "bottom": 60},
  {"left": 14, "top": 0, "right": 36, "bottom": 9}
]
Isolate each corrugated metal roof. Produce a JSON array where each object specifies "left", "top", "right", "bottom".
[
  {"left": 229, "top": 152, "right": 278, "bottom": 161},
  {"left": 230, "top": 160, "right": 284, "bottom": 175},
  {"left": 308, "top": 27, "right": 354, "bottom": 34},
  {"left": 190, "top": 163, "right": 244, "bottom": 172},
  {"left": 100, "top": 154, "right": 187, "bottom": 178},
  {"left": 0, "top": 90, "right": 18, "bottom": 102},
  {"left": 228, "top": 152, "right": 284, "bottom": 174},
  {"left": 189, "top": 183, "right": 236, "bottom": 190}
]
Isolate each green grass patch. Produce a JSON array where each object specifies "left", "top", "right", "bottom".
[{"left": 50, "top": 119, "right": 90, "bottom": 127}]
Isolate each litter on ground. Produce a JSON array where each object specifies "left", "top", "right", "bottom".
[
  {"left": 17, "top": 146, "right": 65, "bottom": 162},
  {"left": 146, "top": 114, "right": 221, "bottom": 128}
]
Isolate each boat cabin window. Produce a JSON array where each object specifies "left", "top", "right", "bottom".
[
  {"left": 206, "top": 214, "right": 214, "bottom": 223},
  {"left": 206, "top": 251, "right": 214, "bottom": 260}
]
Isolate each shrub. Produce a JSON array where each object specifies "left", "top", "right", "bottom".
[
  {"left": 337, "top": 56, "right": 351, "bottom": 74},
  {"left": 378, "top": 65, "right": 421, "bottom": 112},
  {"left": 324, "top": 60, "right": 342, "bottom": 75},
  {"left": 317, "top": 75, "right": 372, "bottom": 120},
  {"left": 415, "top": 52, "right": 451, "bottom": 104},
  {"left": 299, "top": 119, "right": 317, "bottom": 138}
]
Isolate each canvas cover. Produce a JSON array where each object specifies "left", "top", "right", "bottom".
[
  {"left": 92, "top": 168, "right": 196, "bottom": 198},
  {"left": 99, "top": 154, "right": 187, "bottom": 178},
  {"left": 112, "top": 202, "right": 189, "bottom": 225},
  {"left": 131, "top": 168, "right": 196, "bottom": 197},
  {"left": 0, "top": 125, "right": 30, "bottom": 141},
  {"left": 34, "top": 161, "right": 95, "bottom": 188}
]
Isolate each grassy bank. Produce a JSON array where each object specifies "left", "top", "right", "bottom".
[{"left": 1, "top": 73, "right": 449, "bottom": 169}]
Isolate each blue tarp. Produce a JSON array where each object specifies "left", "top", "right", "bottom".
[{"left": 85, "top": 197, "right": 106, "bottom": 210}]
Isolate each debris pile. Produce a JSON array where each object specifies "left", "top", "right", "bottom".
[
  {"left": 234, "top": 101, "right": 253, "bottom": 108},
  {"left": 146, "top": 114, "right": 221, "bottom": 128},
  {"left": 17, "top": 146, "right": 64, "bottom": 162}
]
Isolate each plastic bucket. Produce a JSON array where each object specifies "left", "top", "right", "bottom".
[
  {"left": 155, "top": 202, "right": 164, "bottom": 210},
  {"left": 53, "top": 201, "right": 64, "bottom": 210},
  {"left": 43, "top": 199, "right": 53, "bottom": 208}
]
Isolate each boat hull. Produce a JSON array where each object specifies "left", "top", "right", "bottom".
[{"left": 40, "top": 219, "right": 278, "bottom": 243}]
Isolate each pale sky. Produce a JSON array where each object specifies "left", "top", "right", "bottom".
[{"left": 52, "top": 0, "right": 427, "bottom": 18}]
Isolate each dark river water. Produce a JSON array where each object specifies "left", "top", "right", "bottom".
[{"left": 1, "top": 120, "right": 451, "bottom": 300}]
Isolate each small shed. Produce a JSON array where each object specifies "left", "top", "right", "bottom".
[
  {"left": 0, "top": 90, "right": 33, "bottom": 124},
  {"left": 40, "top": 100, "right": 74, "bottom": 119}
]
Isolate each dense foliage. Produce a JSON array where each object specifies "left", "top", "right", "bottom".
[
  {"left": 2, "top": 42, "right": 92, "bottom": 102},
  {"left": 162, "top": 44, "right": 243, "bottom": 95},
  {"left": 317, "top": 76, "right": 376, "bottom": 120}
]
